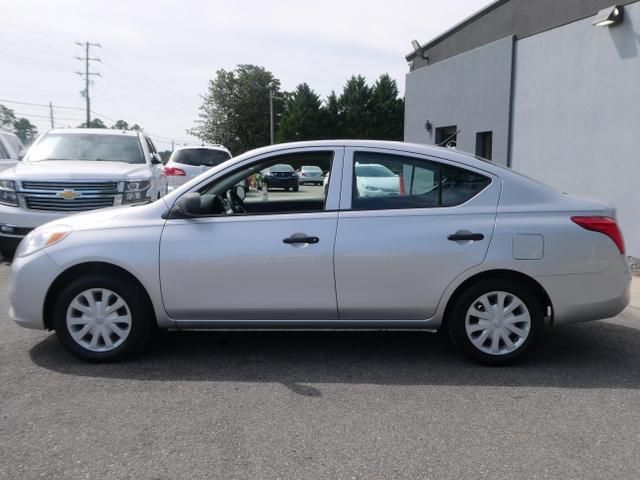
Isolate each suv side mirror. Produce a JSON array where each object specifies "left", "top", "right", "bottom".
[
  {"left": 17, "top": 149, "right": 25, "bottom": 161},
  {"left": 151, "top": 153, "right": 162, "bottom": 165},
  {"left": 171, "top": 192, "right": 201, "bottom": 218}
]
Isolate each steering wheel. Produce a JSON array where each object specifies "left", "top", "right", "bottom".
[{"left": 226, "top": 187, "right": 246, "bottom": 214}]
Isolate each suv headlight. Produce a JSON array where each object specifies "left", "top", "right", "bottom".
[
  {"left": 0, "top": 180, "right": 18, "bottom": 207},
  {"left": 16, "top": 225, "right": 72, "bottom": 258},
  {"left": 124, "top": 180, "right": 151, "bottom": 204}
]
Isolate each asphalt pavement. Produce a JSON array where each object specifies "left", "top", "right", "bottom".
[{"left": 1, "top": 263, "right": 640, "bottom": 479}]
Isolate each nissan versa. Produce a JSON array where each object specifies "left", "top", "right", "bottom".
[{"left": 9, "top": 141, "right": 631, "bottom": 364}]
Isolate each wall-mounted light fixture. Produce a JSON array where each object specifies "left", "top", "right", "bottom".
[
  {"left": 424, "top": 121, "right": 433, "bottom": 134},
  {"left": 411, "top": 40, "right": 429, "bottom": 62},
  {"left": 593, "top": 5, "right": 624, "bottom": 27}
]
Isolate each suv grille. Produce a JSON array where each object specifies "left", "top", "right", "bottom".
[
  {"left": 20, "top": 181, "right": 119, "bottom": 212},
  {"left": 21, "top": 181, "right": 118, "bottom": 191}
]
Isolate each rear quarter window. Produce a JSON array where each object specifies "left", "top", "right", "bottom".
[{"left": 352, "top": 151, "right": 491, "bottom": 211}]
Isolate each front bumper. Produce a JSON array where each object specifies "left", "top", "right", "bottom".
[
  {"left": 0, "top": 204, "right": 65, "bottom": 239},
  {"left": 9, "top": 251, "right": 61, "bottom": 330}
]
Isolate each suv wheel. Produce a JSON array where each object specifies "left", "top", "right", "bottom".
[
  {"left": 448, "top": 280, "right": 543, "bottom": 365},
  {"left": 53, "top": 273, "right": 153, "bottom": 362}
]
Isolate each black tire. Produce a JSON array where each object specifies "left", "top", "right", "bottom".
[
  {"left": 0, "top": 246, "right": 15, "bottom": 261},
  {"left": 447, "top": 279, "right": 543, "bottom": 366},
  {"left": 0, "top": 237, "right": 19, "bottom": 261},
  {"left": 52, "top": 273, "right": 154, "bottom": 362},
  {"left": 293, "top": 186, "right": 299, "bottom": 192}
]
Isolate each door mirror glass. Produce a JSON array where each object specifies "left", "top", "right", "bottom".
[
  {"left": 172, "top": 192, "right": 201, "bottom": 217},
  {"left": 234, "top": 184, "right": 246, "bottom": 200}
]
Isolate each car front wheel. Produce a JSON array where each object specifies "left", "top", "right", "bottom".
[
  {"left": 53, "top": 273, "right": 153, "bottom": 362},
  {"left": 448, "top": 280, "right": 543, "bottom": 365}
]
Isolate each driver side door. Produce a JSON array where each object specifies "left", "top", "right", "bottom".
[{"left": 159, "top": 147, "right": 344, "bottom": 323}]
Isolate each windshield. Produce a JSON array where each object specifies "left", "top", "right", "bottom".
[
  {"left": 25, "top": 133, "right": 145, "bottom": 164},
  {"left": 172, "top": 148, "right": 231, "bottom": 167},
  {"left": 302, "top": 166, "right": 322, "bottom": 172},
  {"left": 355, "top": 164, "right": 395, "bottom": 177}
]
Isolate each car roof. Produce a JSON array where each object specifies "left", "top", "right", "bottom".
[
  {"left": 46, "top": 128, "right": 142, "bottom": 137},
  {"left": 174, "top": 145, "right": 230, "bottom": 152},
  {"left": 236, "top": 140, "right": 507, "bottom": 176}
]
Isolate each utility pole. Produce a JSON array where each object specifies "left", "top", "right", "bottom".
[
  {"left": 75, "top": 41, "right": 101, "bottom": 127},
  {"left": 48, "top": 101, "right": 54, "bottom": 129},
  {"left": 269, "top": 87, "right": 275, "bottom": 145}
]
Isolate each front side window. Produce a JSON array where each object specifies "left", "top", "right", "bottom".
[
  {"left": 194, "top": 151, "right": 333, "bottom": 216},
  {"left": 352, "top": 151, "right": 490, "bottom": 211},
  {"left": 172, "top": 148, "right": 231, "bottom": 167},
  {"left": 24, "top": 133, "right": 145, "bottom": 164}
]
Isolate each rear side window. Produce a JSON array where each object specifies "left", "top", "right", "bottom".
[
  {"left": 172, "top": 148, "right": 231, "bottom": 167},
  {"left": 352, "top": 151, "right": 491, "bottom": 211}
]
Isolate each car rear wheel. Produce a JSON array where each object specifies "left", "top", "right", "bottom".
[
  {"left": 448, "top": 279, "right": 543, "bottom": 365},
  {"left": 53, "top": 273, "right": 153, "bottom": 362}
]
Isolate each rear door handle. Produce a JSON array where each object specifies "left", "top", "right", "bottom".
[
  {"left": 448, "top": 232, "right": 484, "bottom": 242},
  {"left": 283, "top": 235, "right": 319, "bottom": 245}
]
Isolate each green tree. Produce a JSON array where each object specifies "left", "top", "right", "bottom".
[
  {"left": 0, "top": 105, "right": 16, "bottom": 129},
  {"left": 191, "top": 65, "right": 284, "bottom": 155},
  {"left": 318, "top": 91, "right": 342, "bottom": 139},
  {"left": 275, "top": 83, "right": 324, "bottom": 143},
  {"left": 338, "top": 75, "right": 373, "bottom": 139},
  {"left": 369, "top": 74, "right": 404, "bottom": 140},
  {"left": 77, "top": 118, "right": 107, "bottom": 128},
  {"left": 12, "top": 118, "right": 38, "bottom": 144},
  {"left": 112, "top": 120, "right": 130, "bottom": 130}
]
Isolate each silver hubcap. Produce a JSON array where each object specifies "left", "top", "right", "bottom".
[
  {"left": 465, "top": 291, "right": 531, "bottom": 356},
  {"left": 66, "top": 288, "right": 132, "bottom": 353}
]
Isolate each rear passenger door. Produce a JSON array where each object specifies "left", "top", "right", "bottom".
[{"left": 334, "top": 148, "right": 500, "bottom": 320}]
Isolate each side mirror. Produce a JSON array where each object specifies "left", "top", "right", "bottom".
[
  {"left": 17, "top": 149, "right": 25, "bottom": 161},
  {"left": 234, "top": 184, "right": 246, "bottom": 200},
  {"left": 151, "top": 153, "right": 162, "bottom": 165},
  {"left": 171, "top": 192, "right": 201, "bottom": 218}
]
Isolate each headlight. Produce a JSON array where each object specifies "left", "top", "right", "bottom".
[
  {"left": 16, "top": 225, "right": 72, "bottom": 258},
  {"left": 124, "top": 180, "right": 151, "bottom": 204},
  {"left": 0, "top": 180, "right": 18, "bottom": 207}
]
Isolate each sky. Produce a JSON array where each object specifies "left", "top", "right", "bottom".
[{"left": 1, "top": 0, "right": 492, "bottom": 150}]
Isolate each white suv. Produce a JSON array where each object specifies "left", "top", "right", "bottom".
[
  {"left": 164, "top": 145, "right": 231, "bottom": 191},
  {"left": 0, "top": 128, "right": 168, "bottom": 257},
  {"left": 0, "top": 129, "right": 24, "bottom": 172}
]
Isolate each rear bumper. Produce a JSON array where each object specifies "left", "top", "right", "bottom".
[
  {"left": 265, "top": 177, "right": 298, "bottom": 188},
  {"left": 538, "top": 264, "right": 632, "bottom": 325}
]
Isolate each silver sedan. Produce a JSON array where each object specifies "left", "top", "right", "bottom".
[{"left": 9, "top": 141, "right": 631, "bottom": 365}]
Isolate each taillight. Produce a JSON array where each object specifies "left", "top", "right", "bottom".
[
  {"left": 571, "top": 216, "right": 625, "bottom": 254},
  {"left": 164, "top": 167, "right": 186, "bottom": 176}
]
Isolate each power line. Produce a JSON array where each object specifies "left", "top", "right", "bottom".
[{"left": 0, "top": 98, "right": 84, "bottom": 111}]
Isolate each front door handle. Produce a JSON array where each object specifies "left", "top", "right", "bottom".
[
  {"left": 448, "top": 232, "right": 484, "bottom": 242},
  {"left": 283, "top": 235, "right": 319, "bottom": 245}
]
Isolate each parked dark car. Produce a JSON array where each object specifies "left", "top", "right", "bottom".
[{"left": 259, "top": 164, "right": 299, "bottom": 191}]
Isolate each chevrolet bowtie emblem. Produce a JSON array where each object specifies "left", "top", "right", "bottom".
[{"left": 57, "top": 189, "right": 80, "bottom": 200}]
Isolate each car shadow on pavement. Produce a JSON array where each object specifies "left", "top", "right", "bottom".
[{"left": 28, "top": 313, "right": 640, "bottom": 393}]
